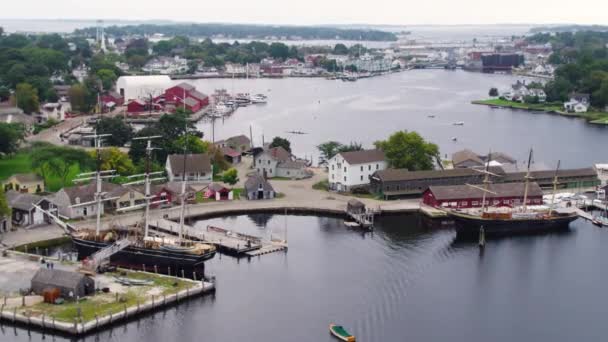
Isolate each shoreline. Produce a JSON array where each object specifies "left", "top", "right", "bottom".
[{"left": 472, "top": 99, "right": 608, "bottom": 126}]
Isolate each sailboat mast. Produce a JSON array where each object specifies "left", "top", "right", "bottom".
[
  {"left": 95, "top": 134, "right": 103, "bottom": 236},
  {"left": 522, "top": 149, "right": 533, "bottom": 212},
  {"left": 481, "top": 150, "right": 492, "bottom": 213},
  {"left": 548, "top": 160, "right": 561, "bottom": 216},
  {"left": 143, "top": 138, "right": 152, "bottom": 238},
  {"left": 178, "top": 121, "right": 189, "bottom": 244}
]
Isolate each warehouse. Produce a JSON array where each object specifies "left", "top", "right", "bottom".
[
  {"left": 422, "top": 182, "right": 544, "bottom": 209},
  {"left": 116, "top": 75, "right": 171, "bottom": 102}
]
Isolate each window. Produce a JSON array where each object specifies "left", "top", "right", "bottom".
[
  {"left": 287, "top": 171, "right": 290, "bottom": 175},
  {"left": 472, "top": 201, "right": 479, "bottom": 206},
  {"left": 376, "top": 164, "right": 379, "bottom": 170},
  {"left": 360, "top": 175, "right": 363, "bottom": 181},
  {"left": 368, "top": 165, "right": 371, "bottom": 171},
  {"left": 360, "top": 166, "right": 363, "bottom": 172},
  {"left": 343, "top": 167, "right": 347, "bottom": 172},
  {"left": 331, "top": 174, "right": 334, "bottom": 180},
  {"left": 268, "top": 160, "right": 271, "bottom": 165},
  {"left": 344, "top": 176, "right": 347, "bottom": 182},
  {"left": 258, "top": 159, "right": 261, "bottom": 164},
  {"left": 332, "top": 165, "right": 334, "bottom": 170}
]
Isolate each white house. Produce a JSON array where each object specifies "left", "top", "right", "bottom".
[
  {"left": 328, "top": 150, "right": 387, "bottom": 192},
  {"left": 165, "top": 153, "right": 213, "bottom": 183},
  {"left": 6, "top": 191, "right": 57, "bottom": 227},
  {"left": 254, "top": 147, "right": 311, "bottom": 179},
  {"left": 564, "top": 93, "right": 590, "bottom": 113},
  {"left": 52, "top": 182, "right": 121, "bottom": 219}
]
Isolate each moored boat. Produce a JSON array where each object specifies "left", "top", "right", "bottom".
[{"left": 329, "top": 324, "right": 355, "bottom": 342}]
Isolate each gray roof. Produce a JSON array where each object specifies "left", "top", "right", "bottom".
[
  {"left": 502, "top": 167, "right": 598, "bottom": 182},
  {"left": 339, "top": 149, "right": 385, "bottom": 165},
  {"left": 452, "top": 149, "right": 483, "bottom": 166},
  {"left": 8, "top": 173, "right": 43, "bottom": 183},
  {"left": 372, "top": 167, "right": 496, "bottom": 182},
  {"left": 184, "top": 97, "right": 199, "bottom": 107},
  {"left": 6, "top": 190, "right": 48, "bottom": 211},
  {"left": 264, "top": 147, "right": 291, "bottom": 162},
  {"left": 244, "top": 174, "right": 274, "bottom": 193},
  {"left": 189, "top": 90, "right": 208, "bottom": 101},
  {"left": 0, "top": 112, "right": 35, "bottom": 125},
  {"left": 278, "top": 160, "right": 307, "bottom": 169},
  {"left": 226, "top": 134, "right": 251, "bottom": 147},
  {"left": 428, "top": 182, "right": 543, "bottom": 201},
  {"left": 485, "top": 152, "right": 516, "bottom": 164},
  {"left": 31, "top": 268, "right": 88, "bottom": 288},
  {"left": 175, "top": 82, "right": 195, "bottom": 91},
  {"left": 60, "top": 182, "right": 122, "bottom": 205},
  {"left": 168, "top": 154, "right": 212, "bottom": 174}
]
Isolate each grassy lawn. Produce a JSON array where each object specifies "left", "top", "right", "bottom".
[
  {"left": 269, "top": 177, "right": 292, "bottom": 181},
  {"left": 473, "top": 98, "right": 608, "bottom": 125},
  {"left": 0, "top": 152, "right": 85, "bottom": 192},
  {"left": 26, "top": 269, "right": 196, "bottom": 322}
]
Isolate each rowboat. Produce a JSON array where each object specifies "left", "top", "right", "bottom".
[{"left": 329, "top": 324, "right": 355, "bottom": 342}]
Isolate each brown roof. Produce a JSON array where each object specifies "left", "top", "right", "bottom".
[
  {"left": 266, "top": 147, "right": 291, "bottom": 162},
  {"left": 372, "top": 168, "right": 490, "bottom": 182},
  {"left": 339, "top": 149, "right": 385, "bottom": 165},
  {"left": 452, "top": 149, "right": 483, "bottom": 166},
  {"left": 9, "top": 173, "right": 43, "bottom": 183},
  {"left": 428, "top": 182, "right": 543, "bottom": 201},
  {"left": 502, "top": 167, "right": 598, "bottom": 182},
  {"left": 221, "top": 146, "right": 241, "bottom": 158},
  {"left": 226, "top": 134, "right": 251, "bottom": 147},
  {"left": 167, "top": 154, "right": 211, "bottom": 174},
  {"left": 244, "top": 174, "right": 274, "bottom": 193},
  {"left": 60, "top": 182, "right": 122, "bottom": 205}
]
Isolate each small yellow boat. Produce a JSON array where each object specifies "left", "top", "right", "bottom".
[{"left": 329, "top": 323, "right": 356, "bottom": 342}]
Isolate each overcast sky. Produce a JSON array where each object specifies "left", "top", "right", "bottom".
[{"left": 1, "top": 0, "right": 606, "bottom": 26}]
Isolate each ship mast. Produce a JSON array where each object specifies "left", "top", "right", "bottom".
[
  {"left": 178, "top": 120, "right": 190, "bottom": 245},
  {"left": 548, "top": 160, "right": 561, "bottom": 216},
  {"left": 468, "top": 150, "right": 500, "bottom": 213},
  {"left": 522, "top": 149, "right": 534, "bottom": 212}
]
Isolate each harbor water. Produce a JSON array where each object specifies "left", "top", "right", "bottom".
[
  {"left": 2, "top": 214, "right": 608, "bottom": 341},
  {"left": 189, "top": 70, "right": 608, "bottom": 168}
]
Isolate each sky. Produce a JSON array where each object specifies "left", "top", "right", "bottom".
[{"left": 1, "top": 0, "right": 606, "bottom": 26}]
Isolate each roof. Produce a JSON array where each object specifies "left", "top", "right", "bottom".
[
  {"left": 220, "top": 146, "right": 241, "bottom": 158},
  {"left": 338, "top": 150, "right": 385, "bottom": 165},
  {"left": 6, "top": 190, "right": 48, "bottom": 211},
  {"left": 117, "top": 75, "right": 171, "bottom": 86},
  {"left": 244, "top": 174, "right": 274, "bottom": 193},
  {"left": 278, "top": 160, "right": 307, "bottom": 169},
  {"left": 167, "top": 154, "right": 212, "bottom": 174},
  {"left": 8, "top": 173, "right": 43, "bottom": 184},
  {"left": 264, "top": 147, "right": 291, "bottom": 162},
  {"left": 427, "top": 182, "right": 543, "bottom": 201},
  {"left": 226, "top": 134, "right": 251, "bottom": 147},
  {"left": 502, "top": 167, "right": 598, "bottom": 182},
  {"left": 452, "top": 149, "right": 483, "bottom": 166},
  {"left": 570, "top": 92, "right": 590, "bottom": 102},
  {"left": 59, "top": 182, "right": 122, "bottom": 205},
  {"left": 175, "top": 82, "right": 195, "bottom": 91},
  {"left": 208, "top": 183, "right": 229, "bottom": 192},
  {"left": 184, "top": 97, "right": 199, "bottom": 107},
  {"left": 189, "top": 90, "right": 208, "bottom": 101},
  {"left": 486, "top": 152, "right": 516, "bottom": 164},
  {"left": 372, "top": 167, "right": 492, "bottom": 182},
  {"left": 347, "top": 198, "right": 365, "bottom": 208},
  {"left": 106, "top": 91, "right": 122, "bottom": 99},
  {"left": 0, "top": 112, "right": 35, "bottom": 125},
  {"left": 31, "top": 268, "right": 88, "bottom": 288}
]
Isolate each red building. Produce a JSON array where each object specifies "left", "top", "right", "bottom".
[
  {"left": 163, "top": 83, "right": 209, "bottom": 113},
  {"left": 101, "top": 91, "right": 124, "bottom": 107},
  {"left": 422, "top": 182, "right": 544, "bottom": 209},
  {"left": 126, "top": 99, "right": 146, "bottom": 113}
]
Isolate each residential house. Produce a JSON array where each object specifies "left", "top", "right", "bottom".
[
  {"left": 38, "top": 102, "right": 71, "bottom": 122},
  {"left": 564, "top": 93, "right": 590, "bottom": 113},
  {"left": 216, "top": 135, "right": 251, "bottom": 154},
  {"left": 52, "top": 182, "right": 121, "bottom": 219},
  {"left": 328, "top": 150, "right": 387, "bottom": 192},
  {"left": 165, "top": 153, "right": 213, "bottom": 183},
  {"left": 0, "top": 104, "right": 35, "bottom": 131},
  {"left": 452, "top": 149, "right": 484, "bottom": 168},
  {"left": 6, "top": 190, "right": 57, "bottom": 227},
  {"left": 107, "top": 185, "right": 146, "bottom": 211},
  {"left": 220, "top": 146, "right": 242, "bottom": 164},
  {"left": 3, "top": 173, "right": 45, "bottom": 193},
  {"left": 528, "top": 88, "right": 547, "bottom": 103},
  {"left": 142, "top": 56, "right": 188, "bottom": 75},
  {"left": 254, "top": 147, "right": 311, "bottom": 179},
  {"left": 244, "top": 174, "right": 275, "bottom": 200}
]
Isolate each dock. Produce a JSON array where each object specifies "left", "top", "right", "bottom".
[
  {"left": 419, "top": 204, "right": 449, "bottom": 218},
  {"left": 149, "top": 219, "right": 287, "bottom": 257}
]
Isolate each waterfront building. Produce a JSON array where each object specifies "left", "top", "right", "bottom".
[
  {"left": 165, "top": 153, "right": 213, "bottom": 183},
  {"left": 116, "top": 75, "right": 172, "bottom": 102},
  {"left": 215, "top": 134, "right": 251, "bottom": 154},
  {"left": 52, "top": 182, "right": 121, "bottom": 219},
  {"left": 3, "top": 173, "right": 45, "bottom": 193},
  {"left": 564, "top": 93, "right": 590, "bottom": 113},
  {"left": 163, "top": 83, "right": 209, "bottom": 113},
  {"left": 254, "top": 147, "right": 311, "bottom": 179},
  {"left": 244, "top": 174, "right": 275, "bottom": 200},
  {"left": 5, "top": 190, "right": 57, "bottom": 227},
  {"left": 422, "top": 182, "right": 544, "bottom": 209},
  {"left": 452, "top": 149, "right": 516, "bottom": 169},
  {"left": 328, "top": 150, "right": 387, "bottom": 192},
  {"left": 31, "top": 269, "right": 95, "bottom": 299}
]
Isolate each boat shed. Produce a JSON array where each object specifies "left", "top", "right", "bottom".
[
  {"left": 244, "top": 174, "right": 275, "bottom": 200},
  {"left": 422, "top": 182, "right": 544, "bottom": 209},
  {"left": 31, "top": 268, "right": 95, "bottom": 299}
]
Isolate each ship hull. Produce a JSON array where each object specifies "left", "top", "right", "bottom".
[
  {"left": 449, "top": 212, "right": 578, "bottom": 236},
  {"left": 72, "top": 237, "right": 215, "bottom": 278}
]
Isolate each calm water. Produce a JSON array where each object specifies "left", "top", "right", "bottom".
[
  {"left": 188, "top": 70, "right": 608, "bottom": 168},
  {"left": 2, "top": 215, "right": 608, "bottom": 341}
]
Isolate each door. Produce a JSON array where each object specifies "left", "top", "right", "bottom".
[
  {"left": 258, "top": 190, "right": 264, "bottom": 200},
  {"left": 83, "top": 207, "right": 88, "bottom": 216}
]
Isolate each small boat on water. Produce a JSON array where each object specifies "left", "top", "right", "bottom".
[
  {"left": 592, "top": 216, "right": 608, "bottom": 227},
  {"left": 453, "top": 121, "right": 464, "bottom": 126},
  {"left": 250, "top": 94, "right": 267, "bottom": 104},
  {"left": 428, "top": 114, "right": 436, "bottom": 118},
  {"left": 451, "top": 137, "right": 457, "bottom": 141},
  {"left": 329, "top": 324, "right": 355, "bottom": 342}
]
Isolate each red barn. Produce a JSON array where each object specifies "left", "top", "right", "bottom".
[
  {"left": 101, "top": 91, "right": 124, "bottom": 107},
  {"left": 422, "top": 182, "right": 544, "bottom": 209},
  {"left": 164, "top": 83, "right": 209, "bottom": 112},
  {"left": 127, "top": 99, "right": 146, "bottom": 113}
]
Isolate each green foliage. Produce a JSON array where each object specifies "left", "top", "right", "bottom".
[
  {"left": 33, "top": 118, "right": 59, "bottom": 135},
  {"left": 96, "top": 68, "right": 117, "bottom": 91},
  {"left": 0, "top": 86, "right": 9, "bottom": 101},
  {"left": 0, "top": 122, "right": 26, "bottom": 155},
  {"left": 95, "top": 116, "right": 133, "bottom": 146},
  {"left": 90, "top": 147, "right": 135, "bottom": 175},
  {"left": 316, "top": 141, "right": 363, "bottom": 163},
  {"left": 269, "top": 43, "right": 290, "bottom": 60},
  {"left": 0, "top": 187, "right": 10, "bottom": 218},
  {"left": 30, "top": 144, "right": 94, "bottom": 188},
  {"left": 15, "top": 82, "right": 39, "bottom": 114},
  {"left": 270, "top": 136, "right": 291, "bottom": 153},
  {"left": 333, "top": 43, "right": 349, "bottom": 55},
  {"left": 221, "top": 168, "right": 239, "bottom": 185},
  {"left": 374, "top": 131, "right": 439, "bottom": 171},
  {"left": 69, "top": 77, "right": 99, "bottom": 113}
]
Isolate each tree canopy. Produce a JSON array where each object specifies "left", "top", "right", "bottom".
[
  {"left": 270, "top": 136, "right": 291, "bottom": 153},
  {"left": 30, "top": 144, "right": 94, "bottom": 187},
  {"left": 0, "top": 122, "right": 26, "bottom": 155},
  {"left": 374, "top": 131, "right": 439, "bottom": 171},
  {"left": 90, "top": 147, "right": 135, "bottom": 175},
  {"left": 15, "top": 82, "right": 39, "bottom": 114},
  {"left": 95, "top": 116, "right": 133, "bottom": 147}
]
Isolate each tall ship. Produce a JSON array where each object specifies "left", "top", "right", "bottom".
[
  {"left": 39, "top": 133, "right": 216, "bottom": 277},
  {"left": 443, "top": 150, "right": 578, "bottom": 235}
]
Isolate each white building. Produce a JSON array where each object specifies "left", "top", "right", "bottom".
[
  {"left": 116, "top": 75, "right": 171, "bottom": 102},
  {"left": 165, "top": 154, "right": 213, "bottom": 183},
  {"left": 142, "top": 56, "right": 188, "bottom": 75},
  {"left": 328, "top": 150, "right": 387, "bottom": 192},
  {"left": 564, "top": 93, "right": 590, "bottom": 113},
  {"left": 254, "top": 147, "right": 311, "bottom": 179}
]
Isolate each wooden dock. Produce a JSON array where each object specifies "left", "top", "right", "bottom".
[
  {"left": 419, "top": 204, "right": 449, "bottom": 218},
  {"left": 149, "top": 219, "right": 287, "bottom": 257}
]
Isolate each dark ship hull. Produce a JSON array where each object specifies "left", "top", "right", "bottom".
[
  {"left": 72, "top": 236, "right": 215, "bottom": 278},
  {"left": 449, "top": 211, "right": 578, "bottom": 236}
]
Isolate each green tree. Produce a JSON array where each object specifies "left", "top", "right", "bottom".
[
  {"left": 129, "top": 126, "right": 163, "bottom": 164},
  {"left": 489, "top": 87, "right": 499, "bottom": 97},
  {"left": 95, "top": 116, "right": 133, "bottom": 146},
  {"left": 0, "top": 86, "right": 10, "bottom": 101},
  {"left": 46, "top": 147, "right": 94, "bottom": 187},
  {"left": 0, "top": 122, "right": 26, "bottom": 155},
  {"left": 338, "top": 142, "right": 363, "bottom": 153},
  {"left": 374, "top": 131, "right": 439, "bottom": 171},
  {"left": 68, "top": 84, "right": 88, "bottom": 112},
  {"left": 6, "top": 64, "right": 27, "bottom": 87},
  {"left": 0, "top": 187, "right": 10, "bottom": 218},
  {"left": 15, "top": 83, "right": 39, "bottom": 114},
  {"left": 173, "top": 136, "right": 209, "bottom": 154},
  {"left": 96, "top": 69, "right": 117, "bottom": 91},
  {"left": 221, "top": 168, "right": 239, "bottom": 185},
  {"left": 90, "top": 147, "right": 136, "bottom": 175},
  {"left": 270, "top": 136, "right": 291, "bottom": 153},
  {"left": 317, "top": 141, "right": 342, "bottom": 162},
  {"left": 333, "top": 43, "right": 349, "bottom": 55},
  {"left": 593, "top": 78, "right": 608, "bottom": 108},
  {"left": 269, "top": 43, "right": 290, "bottom": 60}
]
